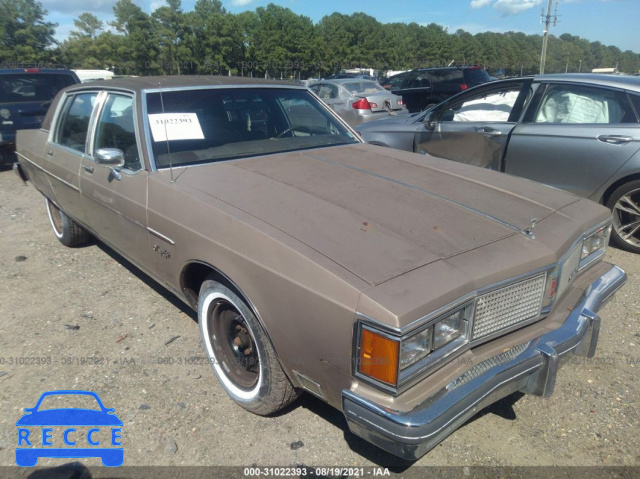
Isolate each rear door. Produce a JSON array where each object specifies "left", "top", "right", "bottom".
[
  {"left": 414, "top": 79, "right": 531, "bottom": 170},
  {"left": 505, "top": 81, "right": 640, "bottom": 198},
  {"left": 80, "top": 91, "right": 149, "bottom": 265}
]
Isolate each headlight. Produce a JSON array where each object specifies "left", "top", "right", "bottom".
[
  {"left": 580, "top": 224, "right": 611, "bottom": 266},
  {"left": 357, "top": 305, "right": 470, "bottom": 389},
  {"left": 400, "top": 327, "right": 432, "bottom": 370},
  {"left": 433, "top": 309, "right": 465, "bottom": 349}
]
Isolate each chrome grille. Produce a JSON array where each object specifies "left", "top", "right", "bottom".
[
  {"left": 447, "top": 341, "right": 531, "bottom": 390},
  {"left": 557, "top": 242, "right": 582, "bottom": 300},
  {"left": 472, "top": 273, "right": 546, "bottom": 340}
]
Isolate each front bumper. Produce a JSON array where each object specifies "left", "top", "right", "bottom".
[{"left": 342, "top": 264, "right": 626, "bottom": 460}]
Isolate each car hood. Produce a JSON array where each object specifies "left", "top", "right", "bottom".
[{"left": 177, "top": 144, "right": 581, "bottom": 286}]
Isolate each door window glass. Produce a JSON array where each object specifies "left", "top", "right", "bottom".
[
  {"left": 628, "top": 93, "right": 640, "bottom": 122},
  {"left": 94, "top": 94, "right": 141, "bottom": 171},
  {"left": 443, "top": 86, "right": 521, "bottom": 122},
  {"left": 387, "top": 75, "right": 405, "bottom": 90},
  {"left": 534, "top": 84, "right": 635, "bottom": 124},
  {"left": 56, "top": 93, "right": 98, "bottom": 152}
]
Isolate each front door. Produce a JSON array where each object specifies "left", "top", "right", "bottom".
[
  {"left": 80, "top": 92, "right": 149, "bottom": 265},
  {"left": 414, "top": 80, "right": 530, "bottom": 171}
]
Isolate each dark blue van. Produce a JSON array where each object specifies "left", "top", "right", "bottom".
[{"left": 1, "top": 68, "right": 80, "bottom": 166}]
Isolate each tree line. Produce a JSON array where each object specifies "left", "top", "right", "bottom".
[{"left": 1, "top": 0, "right": 639, "bottom": 79}]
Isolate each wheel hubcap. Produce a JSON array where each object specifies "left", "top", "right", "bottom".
[
  {"left": 613, "top": 188, "right": 640, "bottom": 248},
  {"left": 48, "top": 201, "right": 63, "bottom": 234},
  {"left": 209, "top": 301, "right": 259, "bottom": 390}
]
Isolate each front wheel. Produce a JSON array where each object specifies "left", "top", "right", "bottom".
[
  {"left": 606, "top": 180, "right": 640, "bottom": 254},
  {"left": 198, "top": 279, "right": 299, "bottom": 415},
  {"left": 45, "top": 197, "right": 90, "bottom": 247}
]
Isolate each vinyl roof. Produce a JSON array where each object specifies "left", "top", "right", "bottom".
[{"left": 65, "top": 75, "right": 304, "bottom": 94}]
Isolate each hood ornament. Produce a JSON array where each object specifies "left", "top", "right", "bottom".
[{"left": 522, "top": 218, "right": 537, "bottom": 240}]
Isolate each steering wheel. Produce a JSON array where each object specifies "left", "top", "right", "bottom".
[{"left": 275, "top": 126, "right": 313, "bottom": 138}]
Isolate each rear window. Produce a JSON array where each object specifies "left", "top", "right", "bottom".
[
  {"left": 0, "top": 73, "right": 77, "bottom": 103},
  {"left": 342, "top": 81, "right": 385, "bottom": 94},
  {"left": 428, "top": 70, "right": 464, "bottom": 84},
  {"left": 463, "top": 68, "right": 491, "bottom": 85}
]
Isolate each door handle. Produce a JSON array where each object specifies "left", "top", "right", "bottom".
[
  {"left": 597, "top": 135, "right": 632, "bottom": 145},
  {"left": 82, "top": 164, "right": 94, "bottom": 174},
  {"left": 475, "top": 127, "right": 502, "bottom": 137},
  {"left": 46, "top": 149, "right": 53, "bottom": 157}
]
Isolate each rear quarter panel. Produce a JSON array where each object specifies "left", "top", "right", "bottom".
[{"left": 16, "top": 128, "right": 54, "bottom": 200}]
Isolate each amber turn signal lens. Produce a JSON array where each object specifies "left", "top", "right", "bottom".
[{"left": 359, "top": 328, "right": 399, "bottom": 386}]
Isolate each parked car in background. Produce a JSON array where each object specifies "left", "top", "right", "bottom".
[
  {"left": 0, "top": 68, "right": 80, "bottom": 167},
  {"left": 15, "top": 76, "right": 626, "bottom": 460},
  {"left": 357, "top": 74, "right": 640, "bottom": 253},
  {"left": 381, "top": 66, "right": 491, "bottom": 112},
  {"left": 323, "top": 72, "right": 378, "bottom": 81},
  {"left": 309, "top": 79, "right": 406, "bottom": 127}
]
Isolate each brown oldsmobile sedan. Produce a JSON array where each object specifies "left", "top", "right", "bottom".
[{"left": 14, "top": 76, "right": 626, "bottom": 460}]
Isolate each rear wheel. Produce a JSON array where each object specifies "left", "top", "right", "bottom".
[
  {"left": 198, "top": 279, "right": 299, "bottom": 415},
  {"left": 45, "top": 197, "right": 90, "bottom": 247},
  {"left": 606, "top": 180, "right": 640, "bottom": 254}
]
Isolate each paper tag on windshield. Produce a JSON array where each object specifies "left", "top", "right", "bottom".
[{"left": 148, "top": 113, "right": 204, "bottom": 142}]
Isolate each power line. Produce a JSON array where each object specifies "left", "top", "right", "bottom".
[{"left": 539, "top": 0, "right": 559, "bottom": 74}]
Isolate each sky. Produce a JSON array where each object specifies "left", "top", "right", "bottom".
[{"left": 42, "top": 0, "right": 639, "bottom": 55}]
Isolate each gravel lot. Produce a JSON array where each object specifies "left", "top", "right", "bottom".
[{"left": 0, "top": 166, "right": 639, "bottom": 476}]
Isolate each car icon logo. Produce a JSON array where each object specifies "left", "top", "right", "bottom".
[{"left": 15, "top": 390, "right": 123, "bottom": 467}]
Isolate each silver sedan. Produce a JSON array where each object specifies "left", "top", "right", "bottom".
[
  {"left": 357, "top": 74, "right": 640, "bottom": 254},
  {"left": 309, "top": 79, "right": 406, "bottom": 127}
]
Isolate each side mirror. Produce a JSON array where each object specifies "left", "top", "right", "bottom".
[
  {"left": 423, "top": 110, "right": 437, "bottom": 130},
  {"left": 95, "top": 148, "right": 125, "bottom": 168}
]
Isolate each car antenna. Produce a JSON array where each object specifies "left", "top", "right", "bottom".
[{"left": 156, "top": 82, "right": 176, "bottom": 183}]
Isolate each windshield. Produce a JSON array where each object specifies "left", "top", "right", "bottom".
[
  {"left": 146, "top": 87, "right": 358, "bottom": 168},
  {"left": 0, "top": 73, "right": 77, "bottom": 103},
  {"left": 342, "top": 81, "right": 386, "bottom": 94}
]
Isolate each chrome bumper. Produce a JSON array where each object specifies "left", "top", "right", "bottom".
[{"left": 342, "top": 264, "right": 626, "bottom": 460}]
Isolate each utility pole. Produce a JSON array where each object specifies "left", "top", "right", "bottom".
[{"left": 539, "top": 0, "right": 559, "bottom": 74}]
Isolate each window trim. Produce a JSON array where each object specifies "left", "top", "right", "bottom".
[{"left": 87, "top": 90, "right": 144, "bottom": 175}]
